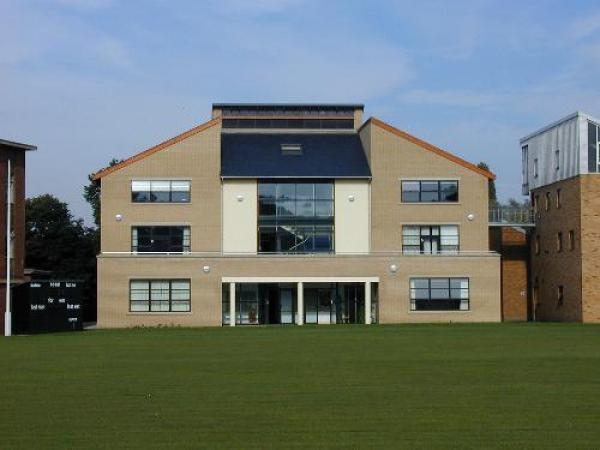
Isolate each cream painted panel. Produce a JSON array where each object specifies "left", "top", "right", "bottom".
[
  {"left": 222, "top": 180, "right": 257, "bottom": 254},
  {"left": 335, "top": 180, "right": 370, "bottom": 254}
]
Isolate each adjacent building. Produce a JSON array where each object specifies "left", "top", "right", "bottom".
[
  {"left": 521, "top": 112, "right": 600, "bottom": 322},
  {"left": 94, "top": 103, "right": 501, "bottom": 327},
  {"left": 1, "top": 138, "right": 37, "bottom": 335}
]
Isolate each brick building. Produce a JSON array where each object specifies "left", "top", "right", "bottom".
[
  {"left": 521, "top": 112, "right": 600, "bottom": 322},
  {"left": 1, "top": 139, "right": 36, "bottom": 335}
]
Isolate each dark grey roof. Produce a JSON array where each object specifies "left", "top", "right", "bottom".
[
  {"left": 221, "top": 133, "right": 371, "bottom": 178},
  {"left": 0, "top": 138, "right": 37, "bottom": 151}
]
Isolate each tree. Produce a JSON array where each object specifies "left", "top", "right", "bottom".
[
  {"left": 26, "top": 194, "right": 98, "bottom": 321},
  {"left": 478, "top": 162, "right": 497, "bottom": 205},
  {"left": 84, "top": 158, "right": 122, "bottom": 227}
]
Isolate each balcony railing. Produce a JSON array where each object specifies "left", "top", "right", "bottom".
[{"left": 489, "top": 207, "right": 534, "bottom": 227}]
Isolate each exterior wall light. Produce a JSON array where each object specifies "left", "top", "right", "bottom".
[
  {"left": 348, "top": 195, "right": 355, "bottom": 202},
  {"left": 467, "top": 213, "right": 475, "bottom": 221},
  {"left": 236, "top": 195, "right": 244, "bottom": 202},
  {"left": 389, "top": 264, "right": 398, "bottom": 273},
  {"left": 202, "top": 265, "right": 210, "bottom": 273},
  {"left": 115, "top": 214, "right": 123, "bottom": 222}
]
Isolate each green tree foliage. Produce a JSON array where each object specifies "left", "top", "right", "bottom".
[
  {"left": 25, "top": 194, "right": 97, "bottom": 321},
  {"left": 84, "top": 158, "right": 122, "bottom": 227},
  {"left": 477, "top": 162, "right": 497, "bottom": 205}
]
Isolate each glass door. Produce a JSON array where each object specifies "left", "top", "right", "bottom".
[
  {"left": 317, "top": 289, "right": 333, "bottom": 324},
  {"left": 279, "top": 288, "right": 294, "bottom": 324}
]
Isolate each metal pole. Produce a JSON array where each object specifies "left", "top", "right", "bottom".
[{"left": 5, "top": 158, "right": 11, "bottom": 337}]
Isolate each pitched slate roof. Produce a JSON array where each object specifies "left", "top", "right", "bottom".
[{"left": 220, "top": 132, "right": 371, "bottom": 178}]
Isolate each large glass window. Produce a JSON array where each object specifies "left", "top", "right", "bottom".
[
  {"left": 130, "top": 279, "right": 191, "bottom": 312},
  {"left": 410, "top": 278, "right": 469, "bottom": 311},
  {"left": 402, "top": 225, "right": 459, "bottom": 254},
  {"left": 258, "top": 181, "right": 334, "bottom": 253},
  {"left": 132, "top": 226, "right": 190, "bottom": 253},
  {"left": 131, "top": 180, "right": 191, "bottom": 203},
  {"left": 401, "top": 180, "right": 458, "bottom": 203}
]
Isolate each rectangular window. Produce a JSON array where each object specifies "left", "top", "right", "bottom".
[
  {"left": 410, "top": 278, "right": 469, "bottom": 311},
  {"left": 532, "top": 194, "right": 538, "bottom": 214},
  {"left": 557, "top": 285, "right": 564, "bottom": 306},
  {"left": 132, "top": 226, "right": 190, "bottom": 253},
  {"left": 131, "top": 180, "right": 191, "bottom": 203},
  {"left": 556, "top": 189, "right": 561, "bottom": 208},
  {"left": 522, "top": 145, "right": 529, "bottom": 187},
  {"left": 533, "top": 158, "right": 539, "bottom": 178},
  {"left": 545, "top": 192, "right": 550, "bottom": 211},
  {"left": 568, "top": 230, "right": 575, "bottom": 250},
  {"left": 401, "top": 180, "right": 458, "bottom": 203},
  {"left": 129, "top": 279, "right": 191, "bottom": 312},
  {"left": 258, "top": 181, "right": 334, "bottom": 254},
  {"left": 402, "top": 225, "right": 459, "bottom": 254},
  {"left": 535, "top": 235, "right": 540, "bottom": 255},
  {"left": 555, "top": 150, "right": 560, "bottom": 171},
  {"left": 557, "top": 232, "right": 563, "bottom": 252}
]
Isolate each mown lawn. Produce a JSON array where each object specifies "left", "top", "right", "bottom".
[{"left": 0, "top": 324, "right": 599, "bottom": 449}]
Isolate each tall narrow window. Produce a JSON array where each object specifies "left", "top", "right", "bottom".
[
  {"left": 522, "top": 145, "right": 529, "bottom": 188},
  {"left": 557, "top": 285, "right": 564, "bottom": 306},
  {"left": 557, "top": 232, "right": 563, "bottom": 252},
  {"left": 545, "top": 192, "right": 550, "bottom": 211},
  {"left": 535, "top": 235, "right": 540, "bottom": 255},
  {"left": 554, "top": 150, "right": 560, "bottom": 171},
  {"left": 533, "top": 158, "right": 539, "bottom": 178},
  {"left": 568, "top": 230, "right": 575, "bottom": 250},
  {"left": 556, "top": 189, "right": 561, "bottom": 208}
]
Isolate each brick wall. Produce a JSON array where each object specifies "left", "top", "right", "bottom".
[{"left": 490, "top": 227, "right": 530, "bottom": 321}]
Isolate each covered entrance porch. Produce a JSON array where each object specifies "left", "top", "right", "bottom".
[{"left": 221, "top": 277, "right": 378, "bottom": 326}]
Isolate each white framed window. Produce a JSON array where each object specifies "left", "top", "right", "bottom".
[
  {"left": 402, "top": 225, "right": 459, "bottom": 254},
  {"left": 129, "top": 279, "right": 191, "bottom": 312},
  {"left": 131, "top": 180, "right": 191, "bottom": 203},
  {"left": 410, "top": 278, "right": 469, "bottom": 311}
]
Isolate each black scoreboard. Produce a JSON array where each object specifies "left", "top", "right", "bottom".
[{"left": 13, "top": 280, "right": 84, "bottom": 334}]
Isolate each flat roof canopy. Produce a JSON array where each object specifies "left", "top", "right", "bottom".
[
  {"left": 0, "top": 138, "right": 37, "bottom": 151},
  {"left": 221, "top": 132, "right": 372, "bottom": 179}
]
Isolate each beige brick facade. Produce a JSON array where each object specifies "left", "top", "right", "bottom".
[{"left": 95, "top": 110, "right": 501, "bottom": 327}]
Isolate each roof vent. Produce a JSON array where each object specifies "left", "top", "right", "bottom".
[{"left": 281, "top": 143, "right": 302, "bottom": 156}]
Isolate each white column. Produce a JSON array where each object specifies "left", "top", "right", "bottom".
[
  {"left": 297, "top": 282, "right": 304, "bottom": 325},
  {"left": 364, "top": 281, "right": 372, "bottom": 325},
  {"left": 5, "top": 158, "right": 11, "bottom": 337},
  {"left": 229, "top": 282, "right": 236, "bottom": 327}
]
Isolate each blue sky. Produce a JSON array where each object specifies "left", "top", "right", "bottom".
[{"left": 2, "top": 0, "right": 600, "bottom": 223}]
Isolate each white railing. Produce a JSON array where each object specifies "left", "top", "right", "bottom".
[
  {"left": 489, "top": 207, "right": 534, "bottom": 226},
  {"left": 100, "top": 250, "right": 499, "bottom": 257}
]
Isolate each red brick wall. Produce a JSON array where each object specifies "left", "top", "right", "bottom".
[
  {"left": 0, "top": 146, "right": 27, "bottom": 335},
  {"left": 490, "top": 227, "right": 530, "bottom": 321}
]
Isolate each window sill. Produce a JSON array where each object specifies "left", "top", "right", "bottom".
[
  {"left": 409, "top": 310, "right": 471, "bottom": 314},
  {"left": 399, "top": 202, "right": 461, "bottom": 206},
  {"left": 127, "top": 312, "right": 193, "bottom": 315},
  {"left": 130, "top": 202, "right": 192, "bottom": 206}
]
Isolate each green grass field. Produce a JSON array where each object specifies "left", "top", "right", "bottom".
[{"left": 1, "top": 324, "right": 599, "bottom": 449}]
